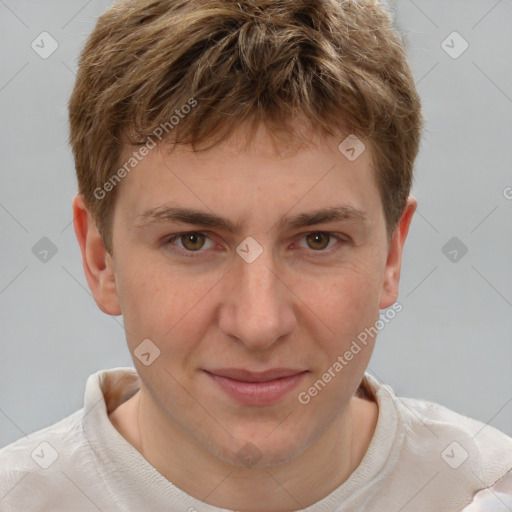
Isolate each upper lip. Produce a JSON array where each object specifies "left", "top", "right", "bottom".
[{"left": 204, "top": 368, "right": 307, "bottom": 382}]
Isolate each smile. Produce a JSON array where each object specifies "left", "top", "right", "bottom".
[{"left": 203, "top": 369, "right": 308, "bottom": 406}]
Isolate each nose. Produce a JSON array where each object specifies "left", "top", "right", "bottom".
[{"left": 218, "top": 247, "right": 297, "bottom": 351}]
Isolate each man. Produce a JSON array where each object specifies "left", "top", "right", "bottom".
[{"left": 1, "top": 0, "right": 511, "bottom": 510}]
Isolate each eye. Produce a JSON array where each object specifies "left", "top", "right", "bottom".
[
  {"left": 297, "top": 231, "right": 346, "bottom": 253},
  {"left": 165, "top": 231, "right": 215, "bottom": 255},
  {"left": 163, "top": 230, "right": 348, "bottom": 259}
]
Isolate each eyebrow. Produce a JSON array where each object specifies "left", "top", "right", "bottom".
[{"left": 135, "top": 205, "right": 368, "bottom": 232}]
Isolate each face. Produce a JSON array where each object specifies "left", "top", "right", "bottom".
[{"left": 76, "top": 122, "right": 413, "bottom": 468}]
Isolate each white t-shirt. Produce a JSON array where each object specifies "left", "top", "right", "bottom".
[{"left": 1, "top": 367, "right": 511, "bottom": 511}]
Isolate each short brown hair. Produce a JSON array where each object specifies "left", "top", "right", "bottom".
[{"left": 68, "top": 0, "right": 423, "bottom": 254}]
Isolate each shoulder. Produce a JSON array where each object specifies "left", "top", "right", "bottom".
[
  {"left": 0, "top": 407, "right": 107, "bottom": 511},
  {"left": 0, "top": 407, "right": 85, "bottom": 462},
  {"left": 0, "top": 367, "right": 138, "bottom": 511},
  {"left": 363, "top": 373, "right": 512, "bottom": 507},
  {"left": 397, "top": 392, "right": 512, "bottom": 469},
  {"left": 462, "top": 468, "right": 512, "bottom": 511}
]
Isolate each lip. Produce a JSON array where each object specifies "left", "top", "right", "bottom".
[{"left": 203, "top": 368, "right": 308, "bottom": 406}]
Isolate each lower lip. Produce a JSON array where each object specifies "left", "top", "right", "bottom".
[{"left": 205, "top": 371, "right": 307, "bottom": 406}]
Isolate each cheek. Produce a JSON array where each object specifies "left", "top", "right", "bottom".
[
  {"left": 302, "top": 261, "right": 383, "bottom": 333},
  {"left": 294, "top": 262, "right": 384, "bottom": 385},
  {"left": 296, "top": 271, "right": 382, "bottom": 404},
  {"left": 114, "top": 259, "right": 216, "bottom": 351}
]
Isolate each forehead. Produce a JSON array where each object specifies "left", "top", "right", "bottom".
[{"left": 113, "top": 121, "right": 382, "bottom": 225}]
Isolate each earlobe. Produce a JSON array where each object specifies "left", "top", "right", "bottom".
[
  {"left": 379, "top": 196, "right": 417, "bottom": 309},
  {"left": 72, "top": 194, "right": 122, "bottom": 316}
]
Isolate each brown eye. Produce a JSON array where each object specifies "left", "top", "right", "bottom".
[
  {"left": 180, "top": 232, "right": 206, "bottom": 251},
  {"left": 164, "top": 231, "right": 216, "bottom": 258},
  {"left": 305, "top": 232, "right": 331, "bottom": 250}
]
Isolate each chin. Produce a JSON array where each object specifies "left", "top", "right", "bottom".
[{"left": 205, "top": 424, "right": 316, "bottom": 469}]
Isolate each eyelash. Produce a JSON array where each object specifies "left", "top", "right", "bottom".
[{"left": 163, "top": 231, "right": 348, "bottom": 259}]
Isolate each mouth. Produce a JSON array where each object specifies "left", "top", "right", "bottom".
[{"left": 203, "top": 368, "right": 308, "bottom": 406}]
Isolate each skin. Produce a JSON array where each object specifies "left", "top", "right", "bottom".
[{"left": 73, "top": 121, "right": 416, "bottom": 511}]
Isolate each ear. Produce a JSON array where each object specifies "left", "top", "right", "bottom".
[
  {"left": 379, "top": 195, "right": 417, "bottom": 309},
  {"left": 72, "top": 194, "right": 121, "bottom": 315}
]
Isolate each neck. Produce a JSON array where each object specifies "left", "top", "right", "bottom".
[{"left": 109, "top": 386, "right": 378, "bottom": 511}]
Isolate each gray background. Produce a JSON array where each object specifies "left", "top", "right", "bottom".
[{"left": 0, "top": 0, "right": 511, "bottom": 449}]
